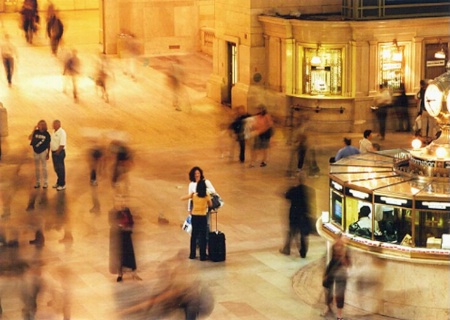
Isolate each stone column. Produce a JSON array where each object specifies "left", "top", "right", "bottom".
[{"left": 101, "top": 0, "right": 120, "bottom": 54}]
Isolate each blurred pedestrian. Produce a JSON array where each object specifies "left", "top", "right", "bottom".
[
  {"left": 109, "top": 196, "right": 140, "bottom": 282},
  {"left": 279, "top": 173, "right": 312, "bottom": 258},
  {"left": 394, "top": 83, "right": 410, "bottom": 132},
  {"left": 416, "top": 79, "right": 437, "bottom": 139},
  {"left": 229, "top": 106, "right": 250, "bottom": 163},
  {"left": 88, "top": 143, "right": 104, "bottom": 186},
  {"left": 373, "top": 82, "right": 392, "bottom": 140},
  {"left": 181, "top": 179, "right": 212, "bottom": 261},
  {"left": 46, "top": 11, "right": 63, "bottom": 55},
  {"left": 110, "top": 140, "right": 132, "bottom": 189},
  {"left": 120, "top": 32, "right": 139, "bottom": 80},
  {"left": 1, "top": 34, "right": 17, "bottom": 87},
  {"left": 322, "top": 233, "right": 351, "bottom": 320},
  {"left": 117, "top": 250, "right": 214, "bottom": 320},
  {"left": 293, "top": 115, "right": 309, "bottom": 173},
  {"left": 20, "top": 0, "right": 38, "bottom": 44},
  {"left": 63, "top": 49, "right": 80, "bottom": 101},
  {"left": 50, "top": 120, "right": 66, "bottom": 191},
  {"left": 29, "top": 120, "right": 51, "bottom": 189},
  {"left": 168, "top": 57, "right": 184, "bottom": 111},
  {"left": 249, "top": 105, "right": 274, "bottom": 168},
  {"left": 94, "top": 53, "right": 112, "bottom": 103}
]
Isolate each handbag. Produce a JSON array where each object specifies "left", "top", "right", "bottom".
[
  {"left": 209, "top": 193, "right": 224, "bottom": 210},
  {"left": 182, "top": 215, "right": 192, "bottom": 234}
]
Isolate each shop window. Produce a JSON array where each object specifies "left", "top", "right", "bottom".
[
  {"left": 425, "top": 42, "right": 448, "bottom": 80},
  {"left": 374, "top": 205, "right": 412, "bottom": 244},
  {"left": 415, "top": 210, "right": 450, "bottom": 248},
  {"left": 303, "top": 47, "right": 342, "bottom": 96},
  {"left": 379, "top": 42, "right": 404, "bottom": 91}
]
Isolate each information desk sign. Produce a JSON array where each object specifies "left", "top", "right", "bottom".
[
  {"left": 415, "top": 200, "right": 450, "bottom": 212},
  {"left": 374, "top": 194, "right": 412, "bottom": 208},
  {"left": 344, "top": 187, "right": 373, "bottom": 202},
  {"left": 329, "top": 179, "right": 344, "bottom": 193}
]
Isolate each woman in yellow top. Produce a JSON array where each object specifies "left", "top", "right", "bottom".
[{"left": 181, "top": 179, "right": 212, "bottom": 261}]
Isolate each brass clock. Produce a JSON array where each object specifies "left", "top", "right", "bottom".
[{"left": 424, "top": 83, "right": 443, "bottom": 117}]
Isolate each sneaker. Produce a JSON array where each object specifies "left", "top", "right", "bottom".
[
  {"left": 56, "top": 185, "right": 66, "bottom": 191},
  {"left": 279, "top": 248, "right": 290, "bottom": 255},
  {"left": 43, "top": 183, "right": 48, "bottom": 189},
  {"left": 260, "top": 162, "right": 267, "bottom": 167},
  {"left": 90, "top": 180, "right": 98, "bottom": 186},
  {"left": 52, "top": 184, "right": 59, "bottom": 188},
  {"left": 34, "top": 183, "right": 40, "bottom": 188}
]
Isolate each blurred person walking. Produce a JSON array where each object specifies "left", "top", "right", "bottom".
[
  {"left": 50, "top": 120, "right": 66, "bottom": 191},
  {"left": 20, "top": 0, "right": 39, "bottom": 44},
  {"left": 279, "top": 173, "right": 312, "bottom": 258},
  {"left": 322, "top": 233, "right": 351, "bottom": 320},
  {"left": 29, "top": 120, "right": 51, "bottom": 189},
  {"left": 229, "top": 106, "right": 250, "bottom": 163},
  {"left": 416, "top": 79, "right": 437, "bottom": 139},
  {"left": 117, "top": 250, "right": 214, "bottom": 320},
  {"left": 181, "top": 179, "right": 212, "bottom": 261},
  {"left": 63, "top": 49, "right": 80, "bottom": 102},
  {"left": 373, "top": 83, "right": 392, "bottom": 140},
  {"left": 46, "top": 11, "right": 64, "bottom": 55},
  {"left": 1, "top": 34, "right": 18, "bottom": 87},
  {"left": 94, "top": 54, "right": 112, "bottom": 103},
  {"left": 109, "top": 197, "right": 140, "bottom": 282},
  {"left": 110, "top": 140, "right": 132, "bottom": 190},
  {"left": 248, "top": 105, "right": 274, "bottom": 168},
  {"left": 394, "top": 83, "right": 410, "bottom": 132}
]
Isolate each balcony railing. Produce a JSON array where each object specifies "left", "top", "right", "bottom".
[{"left": 342, "top": 0, "right": 450, "bottom": 20}]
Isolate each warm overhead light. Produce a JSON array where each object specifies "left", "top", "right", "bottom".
[
  {"left": 311, "top": 55, "right": 321, "bottom": 65},
  {"left": 311, "top": 43, "right": 321, "bottom": 66},
  {"left": 435, "top": 48, "right": 446, "bottom": 59},
  {"left": 435, "top": 40, "right": 446, "bottom": 59},
  {"left": 392, "top": 39, "right": 403, "bottom": 62}
]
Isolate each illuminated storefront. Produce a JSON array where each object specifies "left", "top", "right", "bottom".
[{"left": 258, "top": 14, "right": 450, "bottom": 133}]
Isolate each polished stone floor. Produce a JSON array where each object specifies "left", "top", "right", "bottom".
[{"left": 0, "top": 10, "right": 409, "bottom": 320}]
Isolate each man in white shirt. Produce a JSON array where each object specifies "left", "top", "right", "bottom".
[
  {"left": 359, "top": 129, "right": 375, "bottom": 153},
  {"left": 356, "top": 205, "right": 382, "bottom": 236},
  {"left": 50, "top": 120, "right": 66, "bottom": 191}
]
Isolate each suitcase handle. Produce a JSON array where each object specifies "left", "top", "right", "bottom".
[{"left": 210, "top": 210, "right": 218, "bottom": 232}]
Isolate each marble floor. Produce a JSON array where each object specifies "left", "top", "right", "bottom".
[{"left": 0, "top": 10, "right": 407, "bottom": 320}]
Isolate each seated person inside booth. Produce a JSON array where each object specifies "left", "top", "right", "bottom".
[
  {"left": 349, "top": 205, "right": 382, "bottom": 238},
  {"left": 377, "top": 206, "right": 399, "bottom": 243}
]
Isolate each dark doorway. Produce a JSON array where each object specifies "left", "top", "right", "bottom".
[{"left": 224, "top": 42, "right": 237, "bottom": 107}]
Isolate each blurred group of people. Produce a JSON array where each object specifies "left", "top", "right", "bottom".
[{"left": 0, "top": 0, "right": 118, "bottom": 105}]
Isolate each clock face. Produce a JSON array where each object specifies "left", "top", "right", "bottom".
[{"left": 424, "top": 83, "right": 442, "bottom": 117}]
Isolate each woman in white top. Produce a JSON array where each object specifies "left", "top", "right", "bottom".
[{"left": 187, "top": 166, "right": 215, "bottom": 212}]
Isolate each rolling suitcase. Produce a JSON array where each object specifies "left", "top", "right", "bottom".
[{"left": 208, "top": 211, "right": 226, "bottom": 262}]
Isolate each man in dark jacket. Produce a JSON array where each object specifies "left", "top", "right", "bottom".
[{"left": 279, "top": 173, "right": 313, "bottom": 258}]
